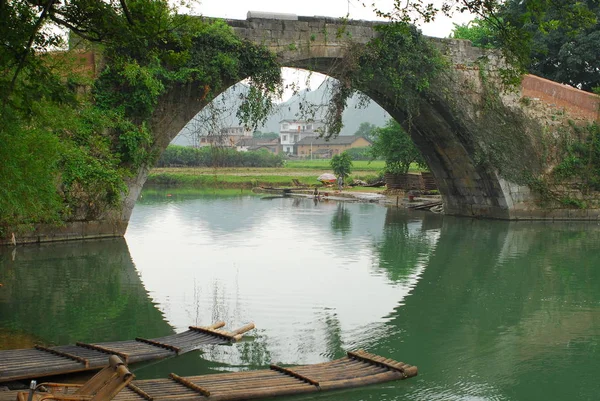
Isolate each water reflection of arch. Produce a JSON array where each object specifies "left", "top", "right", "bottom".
[
  {"left": 0, "top": 238, "right": 173, "bottom": 348},
  {"left": 369, "top": 219, "right": 600, "bottom": 401},
  {"left": 133, "top": 190, "right": 276, "bottom": 238},
  {"left": 127, "top": 197, "right": 437, "bottom": 368}
]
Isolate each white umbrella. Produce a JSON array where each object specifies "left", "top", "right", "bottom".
[{"left": 317, "top": 173, "right": 337, "bottom": 183}]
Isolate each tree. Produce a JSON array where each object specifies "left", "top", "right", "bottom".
[
  {"left": 353, "top": 122, "right": 377, "bottom": 141},
  {"left": 450, "top": 18, "right": 499, "bottom": 49},
  {"left": 344, "top": 146, "right": 372, "bottom": 161},
  {"left": 330, "top": 152, "right": 353, "bottom": 180},
  {"left": 501, "top": 0, "right": 600, "bottom": 92},
  {"left": 372, "top": 0, "right": 598, "bottom": 81},
  {"left": 370, "top": 119, "right": 425, "bottom": 175},
  {"left": 253, "top": 131, "right": 279, "bottom": 140},
  {"left": 450, "top": 1, "right": 600, "bottom": 92}
]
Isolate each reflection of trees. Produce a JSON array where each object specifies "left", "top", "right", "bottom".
[
  {"left": 373, "top": 208, "right": 439, "bottom": 282},
  {"left": 198, "top": 329, "right": 273, "bottom": 371},
  {"left": 234, "top": 331, "right": 273, "bottom": 367},
  {"left": 330, "top": 204, "right": 352, "bottom": 234},
  {"left": 0, "top": 239, "right": 172, "bottom": 347},
  {"left": 370, "top": 218, "right": 600, "bottom": 400},
  {"left": 318, "top": 311, "right": 346, "bottom": 360}
]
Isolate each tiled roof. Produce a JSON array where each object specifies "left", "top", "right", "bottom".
[
  {"left": 236, "top": 138, "right": 279, "bottom": 146},
  {"left": 248, "top": 145, "right": 277, "bottom": 151}
]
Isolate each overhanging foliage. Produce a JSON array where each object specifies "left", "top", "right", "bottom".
[
  {"left": 322, "top": 22, "right": 446, "bottom": 138},
  {"left": 0, "top": 0, "right": 282, "bottom": 234}
]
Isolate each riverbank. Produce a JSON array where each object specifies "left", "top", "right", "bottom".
[
  {"left": 252, "top": 186, "right": 442, "bottom": 209},
  {"left": 146, "top": 167, "right": 442, "bottom": 208},
  {"left": 146, "top": 167, "right": 383, "bottom": 189}
]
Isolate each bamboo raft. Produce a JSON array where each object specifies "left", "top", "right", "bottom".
[
  {"left": 15, "top": 350, "right": 417, "bottom": 401},
  {"left": 0, "top": 322, "right": 255, "bottom": 383}
]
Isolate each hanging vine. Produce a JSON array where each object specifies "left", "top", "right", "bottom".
[{"left": 320, "top": 23, "right": 447, "bottom": 138}]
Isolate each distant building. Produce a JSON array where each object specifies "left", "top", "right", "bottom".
[
  {"left": 296, "top": 135, "right": 372, "bottom": 158},
  {"left": 197, "top": 126, "right": 252, "bottom": 148},
  {"left": 279, "top": 120, "right": 325, "bottom": 155},
  {"left": 236, "top": 137, "right": 280, "bottom": 154}
]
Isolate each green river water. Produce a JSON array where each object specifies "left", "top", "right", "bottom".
[{"left": 1, "top": 189, "right": 599, "bottom": 400}]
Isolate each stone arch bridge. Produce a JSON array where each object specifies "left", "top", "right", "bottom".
[
  {"left": 13, "top": 13, "right": 600, "bottom": 243},
  {"left": 144, "top": 13, "right": 599, "bottom": 218}
]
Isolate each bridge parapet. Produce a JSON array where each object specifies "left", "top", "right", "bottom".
[
  {"left": 522, "top": 74, "right": 600, "bottom": 121},
  {"left": 227, "top": 14, "right": 502, "bottom": 70},
  {"left": 227, "top": 14, "right": 380, "bottom": 68}
]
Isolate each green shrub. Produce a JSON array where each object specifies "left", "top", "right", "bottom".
[
  {"left": 553, "top": 122, "right": 600, "bottom": 191},
  {"left": 330, "top": 152, "right": 353, "bottom": 179},
  {"left": 157, "top": 145, "right": 284, "bottom": 168},
  {"left": 345, "top": 146, "right": 373, "bottom": 161}
]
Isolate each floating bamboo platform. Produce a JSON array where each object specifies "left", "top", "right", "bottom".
[
  {"left": 0, "top": 322, "right": 255, "bottom": 383},
  {"left": 112, "top": 350, "right": 417, "bottom": 401}
]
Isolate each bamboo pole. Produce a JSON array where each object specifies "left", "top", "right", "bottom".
[{"left": 229, "top": 323, "right": 256, "bottom": 342}]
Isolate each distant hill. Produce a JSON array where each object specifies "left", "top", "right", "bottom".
[{"left": 172, "top": 79, "right": 390, "bottom": 146}]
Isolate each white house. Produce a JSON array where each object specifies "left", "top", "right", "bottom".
[{"left": 279, "top": 120, "right": 325, "bottom": 155}]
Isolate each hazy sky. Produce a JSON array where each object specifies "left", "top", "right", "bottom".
[{"left": 192, "top": 0, "right": 473, "bottom": 99}]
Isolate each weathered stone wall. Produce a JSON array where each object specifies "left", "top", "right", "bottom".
[
  {"left": 2, "top": 220, "right": 128, "bottom": 245},
  {"left": 227, "top": 16, "right": 380, "bottom": 73}
]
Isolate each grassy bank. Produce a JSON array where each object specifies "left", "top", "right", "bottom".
[
  {"left": 146, "top": 166, "right": 386, "bottom": 188},
  {"left": 147, "top": 170, "right": 320, "bottom": 188}
]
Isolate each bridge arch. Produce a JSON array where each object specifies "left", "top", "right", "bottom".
[{"left": 140, "top": 15, "right": 538, "bottom": 222}]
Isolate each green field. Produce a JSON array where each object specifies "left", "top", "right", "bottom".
[
  {"left": 147, "top": 170, "right": 321, "bottom": 188},
  {"left": 285, "top": 159, "right": 386, "bottom": 170},
  {"left": 146, "top": 160, "right": 425, "bottom": 188},
  {"left": 147, "top": 166, "right": 379, "bottom": 188}
]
